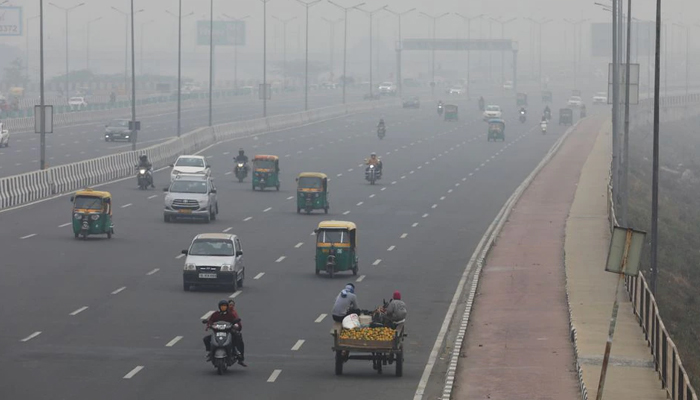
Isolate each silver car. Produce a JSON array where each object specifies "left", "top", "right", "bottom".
[
  {"left": 182, "top": 233, "right": 245, "bottom": 291},
  {"left": 163, "top": 174, "right": 219, "bottom": 223}
]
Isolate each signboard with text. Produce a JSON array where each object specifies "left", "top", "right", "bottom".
[
  {"left": 197, "top": 20, "right": 245, "bottom": 46},
  {"left": 0, "top": 6, "right": 23, "bottom": 36}
]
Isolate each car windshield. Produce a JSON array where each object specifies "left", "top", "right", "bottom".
[
  {"left": 189, "top": 239, "right": 234, "bottom": 256},
  {"left": 596, "top": 93, "right": 606, "bottom": 97},
  {"left": 175, "top": 157, "right": 204, "bottom": 167},
  {"left": 169, "top": 180, "right": 208, "bottom": 194},
  {"left": 298, "top": 176, "right": 323, "bottom": 189},
  {"left": 486, "top": 106, "right": 500, "bottom": 111},
  {"left": 74, "top": 195, "right": 103, "bottom": 210},
  {"left": 317, "top": 229, "right": 349, "bottom": 244},
  {"left": 69, "top": 97, "right": 82, "bottom": 102},
  {"left": 254, "top": 159, "right": 276, "bottom": 169},
  {"left": 109, "top": 120, "right": 128, "bottom": 127}
]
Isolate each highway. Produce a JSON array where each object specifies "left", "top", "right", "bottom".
[
  {"left": 0, "top": 90, "right": 576, "bottom": 399},
  {"left": 0, "top": 89, "right": 369, "bottom": 177}
]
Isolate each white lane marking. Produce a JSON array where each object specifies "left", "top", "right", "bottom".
[
  {"left": 20, "top": 234, "right": 36, "bottom": 239},
  {"left": 469, "top": 172, "right": 474, "bottom": 176},
  {"left": 223, "top": 227, "right": 232, "bottom": 233},
  {"left": 356, "top": 275, "right": 366, "bottom": 282},
  {"left": 229, "top": 291, "right": 242, "bottom": 299},
  {"left": 201, "top": 310, "right": 214, "bottom": 320},
  {"left": 267, "top": 369, "right": 282, "bottom": 383},
  {"left": 369, "top": 194, "right": 375, "bottom": 198},
  {"left": 263, "top": 207, "right": 272, "bottom": 212},
  {"left": 418, "top": 166, "right": 422, "bottom": 170},
  {"left": 342, "top": 211, "right": 350, "bottom": 215},
  {"left": 337, "top": 173, "right": 343, "bottom": 177},
  {"left": 348, "top": 168, "right": 353, "bottom": 172},
  {"left": 448, "top": 189, "right": 453, "bottom": 193},
  {"left": 455, "top": 183, "right": 460, "bottom": 187},
  {"left": 475, "top": 167, "right": 480, "bottom": 171},
  {"left": 432, "top": 204, "right": 438, "bottom": 209},
  {"left": 276, "top": 256, "right": 286, "bottom": 263},
  {"left": 387, "top": 246, "right": 396, "bottom": 251},
  {"left": 70, "top": 306, "right": 89, "bottom": 316},
  {"left": 440, "top": 196, "right": 446, "bottom": 201},
  {"left": 356, "top": 201, "right": 363, "bottom": 206},
  {"left": 165, "top": 336, "right": 183, "bottom": 347},
  {"left": 123, "top": 366, "right": 144, "bottom": 379},
  {"left": 175, "top": 254, "right": 185, "bottom": 259},
  {"left": 462, "top": 177, "right": 467, "bottom": 182},
  {"left": 225, "top": 171, "right": 233, "bottom": 175},
  {"left": 148, "top": 195, "right": 157, "bottom": 199},
  {"left": 291, "top": 340, "right": 305, "bottom": 351},
  {"left": 391, "top": 181, "right": 397, "bottom": 185},
  {"left": 422, "top": 213, "right": 429, "bottom": 218},
  {"left": 381, "top": 187, "right": 386, "bottom": 191},
  {"left": 295, "top": 242, "right": 304, "bottom": 248},
  {"left": 223, "top": 152, "right": 230, "bottom": 155},
  {"left": 358, "top": 164, "right": 364, "bottom": 167},
  {"left": 400, "top": 233, "right": 408, "bottom": 239},
  {"left": 254, "top": 272, "right": 265, "bottom": 280},
  {"left": 121, "top": 203, "right": 132, "bottom": 208},
  {"left": 287, "top": 196, "right": 294, "bottom": 200},
  {"left": 372, "top": 259, "right": 382, "bottom": 266},
  {"left": 244, "top": 217, "right": 252, "bottom": 222},
  {"left": 401, "top": 176, "right": 406, "bottom": 179},
  {"left": 315, "top": 314, "right": 327, "bottom": 323},
  {"left": 310, "top": 231, "right": 316, "bottom": 236},
  {"left": 412, "top": 223, "right": 419, "bottom": 227},
  {"left": 146, "top": 268, "right": 159, "bottom": 276},
  {"left": 410, "top": 171, "right": 415, "bottom": 174},
  {"left": 21, "top": 331, "right": 42, "bottom": 342},
  {"left": 111, "top": 286, "right": 127, "bottom": 295}
]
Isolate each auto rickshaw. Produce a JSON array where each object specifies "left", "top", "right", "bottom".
[
  {"left": 252, "top": 155, "right": 280, "bottom": 191},
  {"left": 70, "top": 188, "right": 114, "bottom": 240},
  {"left": 541, "top": 90, "right": 552, "bottom": 103},
  {"left": 297, "top": 172, "right": 329, "bottom": 214},
  {"left": 444, "top": 104, "right": 458, "bottom": 121},
  {"left": 559, "top": 108, "right": 573, "bottom": 125},
  {"left": 315, "top": 221, "right": 358, "bottom": 277},
  {"left": 516, "top": 93, "right": 528, "bottom": 107},
  {"left": 487, "top": 118, "right": 506, "bottom": 142}
]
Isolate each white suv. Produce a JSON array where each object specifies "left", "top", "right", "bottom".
[
  {"left": 567, "top": 96, "right": 583, "bottom": 108},
  {"left": 378, "top": 82, "right": 397, "bottom": 95},
  {"left": 182, "top": 233, "right": 245, "bottom": 291},
  {"left": 163, "top": 174, "right": 219, "bottom": 223},
  {"left": 68, "top": 96, "right": 88, "bottom": 110},
  {"left": 592, "top": 92, "right": 608, "bottom": 104},
  {"left": 170, "top": 155, "right": 211, "bottom": 181},
  {"left": 483, "top": 105, "right": 502, "bottom": 120}
]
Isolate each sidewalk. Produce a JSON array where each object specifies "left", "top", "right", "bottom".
[{"left": 565, "top": 123, "right": 667, "bottom": 399}]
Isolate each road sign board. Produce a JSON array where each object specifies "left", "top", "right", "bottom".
[
  {"left": 607, "top": 63, "right": 640, "bottom": 105},
  {"left": 197, "top": 20, "right": 245, "bottom": 46},
  {"left": 605, "top": 226, "right": 646, "bottom": 276},
  {"left": 0, "top": 6, "right": 23, "bottom": 36}
]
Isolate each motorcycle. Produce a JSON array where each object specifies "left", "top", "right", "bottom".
[
  {"left": 541, "top": 122, "right": 547, "bottom": 134},
  {"left": 377, "top": 126, "right": 386, "bottom": 140},
  {"left": 202, "top": 319, "right": 242, "bottom": 375},
  {"left": 234, "top": 162, "right": 248, "bottom": 182},
  {"left": 135, "top": 165, "right": 151, "bottom": 190},
  {"left": 519, "top": 112, "right": 526, "bottom": 123},
  {"left": 437, "top": 105, "right": 444, "bottom": 116},
  {"left": 544, "top": 109, "right": 551, "bottom": 121},
  {"left": 365, "top": 164, "right": 381, "bottom": 185}
]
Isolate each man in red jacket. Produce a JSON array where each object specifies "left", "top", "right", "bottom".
[{"left": 203, "top": 300, "right": 247, "bottom": 366}]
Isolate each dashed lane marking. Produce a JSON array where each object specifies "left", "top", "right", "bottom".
[
  {"left": 372, "top": 259, "right": 382, "bottom": 266},
  {"left": 229, "top": 291, "right": 242, "bottom": 299},
  {"left": 121, "top": 203, "right": 132, "bottom": 208},
  {"left": 20, "top": 234, "right": 36, "bottom": 239},
  {"left": 263, "top": 207, "right": 272, "bottom": 212},
  {"left": 412, "top": 223, "right": 419, "bottom": 227},
  {"left": 146, "top": 268, "right": 159, "bottom": 276},
  {"left": 225, "top": 171, "right": 232, "bottom": 175},
  {"left": 387, "top": 246, "right": 395, "bottom": 251},
  {"left": 295, "top": 242, "right": 304, "bottom": 248},
  {"left": 223, "top": 227, "right": 232, "bottom": 233},
  {"left": 201, "top": 311, "right": 214, "bottom": 320},
  {"left": 69, "top": 306, "right": 89, "bottom": 316},
  {"left": 244, "top": 217, "right": 253, "bottom": 222},
  {"left": 111, "top": 287, "right": 126, "bottom": 295},
  {"left": 356, "top": 275, "right": 366, "bottom": 282},
  {"left": 391, "top": 181, "right": 397, "bottom": 185},
  {"left": 287, "top": 196, "right": 294, "bottom": 200},
  {"left": 123, "top": 366, "right": 144, "bottom": 379},
  {"left": 148, "top": 195, "right": 158, "bottom": 199},
  {"left": 381, "top": 187, "right": 386, "bottom": 191},
  {"left": 356, "top": 202, "right": 363, "bottom": 206},
  {"left": 291, "top": 340, "right": 305, "bottom": 351},
  {"left": 432, "top": 204, "right": 437, "bottom": 209},
  {"left": 400, "top": 233, "right": 408, "bottom": 239},
  {"left": 440, "top": 196, "right": 446, "bottom": 201},
  {"left": 267, "top": 369, "right": 282, "bottom": 383},
  {"left": 176, "top": 254, "right": 185, "bottom": 259},
  {"left": 254, "top": 272, "right": 265, "bottom": 280},
  {"left": 343, "top": 211, "right": 350, "bottom": 215},
  {"left": 422, "top": 213, "right": 429, "bottom": 218},
  {"left": 276, "top": 256, "right": 286, "bottom": 263},
  {"left": 165, "top": 336, "right": 183, "bottom": 347},
  {"left": 369, "top": 194, "right": 375, "bottom": 198},
  {"left": 21, "top": 332, "right": 42, "bottom": 342},
  {"left": 315, "top": 314, "right": 327, "bottom": 323}
]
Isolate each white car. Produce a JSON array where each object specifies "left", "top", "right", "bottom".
[
  {"left": 592, "top": 92, "right": 608, "bottom": 104},
  {"left": 181, "top": 233, "right": 245, "bottom": 291},
  {"left": 503, "top": 80, "right": 513, "bottom": 90},
  {"left": 170, "top": 155, "right": 212, "bottom": 181},
  {"left": 378, "top": 82, "right": 397, "bottom": 95},
  {"left": 483, "top": 105, "right": 502, "bottom": 120},
  {"left": 68, "top": 96, "right": 88, "bottom": 110},
  {"left": 448, "top": 87, "right": 464, "bottom": 95},
  {"left": 567, "top": 96, "right": 583, "bottom": 108},
  {"left": 0, "top": 121, "right": 9, "bottom": 147}
]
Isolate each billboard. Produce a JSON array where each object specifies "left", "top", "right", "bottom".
[
  {"left": 197, "top": 20, "right": 245, "bottom": 46},
  {"left": 402, "top": 38, "right": 514, "bottom": 52},
  {"left": 591, "top": 21, "right": 654, "bottom": 58},
  {"left": 0, "top": 6, "right": 23, "bottom": 36}
]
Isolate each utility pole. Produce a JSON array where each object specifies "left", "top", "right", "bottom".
[
  {"left": 86, "top": 16, "right": 102, "bottom": 71},
  {"left": 167, "top": 4, "right": 194, "bottom": 137},
  {"left": 384, "top": 7, "right": 415, "bottom": 98},
  {"left": 39, "top": 0, "right": 46, "bottom": 170},
  {"left": 112, "top": 6, "right": 144, "bottom": 97},
  {"left": 564, "top": 18, "right": 589, "bottom": 88},
  {"left": 129, "top": 0, "right": 137, "bottom": 151},
  {"left": 490, "top": 17, "right": 517, "bottom": 86},
  {"left": 526, "top": 17, "right": 552, "bottom": 87},
  {"left": 322, "top": 17, "right": 343, "bottom": 83},
  {"left": 419, "top": 11, "right": 450, "bottom": 97},
  {"left": 295, "top": 0, "right": 322, "bottom": 111},
  {"left": 455, "top": 13, "right": 484, "bottom": 99},
  {"left": 49, "top": 1, "right": 85, "bottom": 102},
  {"left": 260, "top": 0, "right": 271, "bottom": 117},
  {"left": 26, "top": 14, "right": 39, "bottom": 80},
  {"left": 272, "top": 16, "right": 296, "bottom": 90},
  {"left": 328, "top": 1, "right": 365, "bottom": 105},
  {"left": 355, "top": 5, "right": 387, "bottom": 98}
]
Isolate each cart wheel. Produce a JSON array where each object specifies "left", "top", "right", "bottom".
[
  {"left": 328, "top": 268, "right": 334, "bottom": 278},
  {"left": 107, "top": 231, "right": 112, "bottom": 239},
  {"left": 276, "top": 184, "right": 280, "bottom": 191},
  {"left": 74, "top": 233, "right": 79, "bottom": 239},
  {"left": 297, "top": 207, "right": 301, "bottom": 214},
  {"left": 324, "top": 207, "right": 328, "bottom": 214},
  {"left": 395, "top": 351, "right": 403, "bottom": 377},
  {"left": 315, "top": 269, "right": 320, "bottom": 275},
  {"left": 352, "top": 266, "right": 358, "bottom": 276},
  {"left": 335, "top": 351, "right": 343, "bottom": 375}
]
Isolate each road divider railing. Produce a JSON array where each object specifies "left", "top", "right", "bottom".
[
  {"left": 0, "top": 99, "right": 397, "bottom": 210},
  {"left": 631, "top": 92, "right": 700, "bottom": 130}
]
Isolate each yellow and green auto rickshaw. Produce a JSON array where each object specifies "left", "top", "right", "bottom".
[
  {"left": 70, "top": 188, "right": 114, "bottom": 239},
  {"left": 487, "top": 118, "right": 506, "bottom": 142},
  {"left": 444, "top": 104, "right": 458, "bottom": 121},
  {"left": 315, "top": 221, "right": 358, "bottom": 278},
  {"left": 252, "top": 155, "right": 280, "bottom": 191},
  {"left": 296, "top": 172, "right": 329, "bottom": 214}
]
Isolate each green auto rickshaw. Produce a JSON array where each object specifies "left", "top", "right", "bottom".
[
  {"left": 559, "top": 108, "right": 573, "bottom": 125},
  {"left": 297, "top": 172, "right": 329, "bottom": 214},
  {"left": 315, "top": 220, "right": 358, "bottom": 278},
  {"left": 70, "top": 188, "right": 114, "bottom": 239},
  {"left": 252, "top": 154, "right": 280, "bottom": 191},
  {"left": 444, "top": 104, "right": 458, "bottom": 121},
  {"left": 516, "top": 92, "right": 528, "bottom": 107},
  {"left": 487, "top": 118, "right": 506, "bottom": 142}
]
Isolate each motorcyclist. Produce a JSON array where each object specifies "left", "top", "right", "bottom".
[
  {"left": 365, "top": 152, "right": 383, "bottom": 173},
  {"left": 377, "top": 118, "right": 385, "bottom": 131},
  {"left": 478, "top": 96, "right": 485, "bottom": 110},
  {"left": 233, "top": 148, "right": 249, "bottom": 172},
  {"left": 540, "top": 118, "right": 548, "bottom": 132},
  {"left": 203, "top": 300, "right": 246, "bottom": 366},
  {"left": 544, "top": 105, "right": 550, "bottom": 116},
  {"left": 137, "top": 154, "right": 155, "bottom": 188},
  {"left": 519, "top": 106, "right": 527, "bottom": 115}
]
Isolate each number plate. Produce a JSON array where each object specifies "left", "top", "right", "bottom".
[
  {"left": 178, "top": 209, "right": 192, "bottom": 214},
  {"left": 198, "top": 273, "right": 217, "bottom": 279}
]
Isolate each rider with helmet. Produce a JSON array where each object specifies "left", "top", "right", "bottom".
[
  {"left": 137, "top": 154, "right": 154, "bottom": 188},
  {"left": 233, "top": 148, "right": 249, "bottom": 172},
  {"left": 203, "top": 300, "right": 247, "bottom": 366},
  {"left": 365, "top": 152, "right": 383, "bottom": 173}
]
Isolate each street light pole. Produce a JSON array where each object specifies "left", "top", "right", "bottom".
[
  {"left": 295, "top": 0, "right": 321, "bottom": 111},
  {"left": 112, "top": 6, "right": 144, "bottom": 97},
  {"left": 419, "top": 11, "right": 450, "bottom": 97},
  {"left": 224, "top": 14, "right": 250, "bottom": 90},
  {"left": 139, "top": 19, "right": 154, "bottom": 76},
  {"left": 272, "top": 16, "right": 295, "bottom": 90},
  {"left": 86, "top": 16, "right": 102, "bottom": 71},
  {"left": 384, "top": 7, "right": 415, "bottom": 98},
  {"left": 328, "top": 1, "right": 365, "bottom": 105},
  {"left": 526, "top": 17, "right": 552, "bottom": 87},
  {"left": 208, "top": 0, "right": 215, "bottom": 126},
  {"left": 260, "top": 0, "right": 271, "bottom": 117},
  {"left": 490, "top": 17, "right": 517, "bottom": 86},
  {"left": 650, "top": 0, "right": 661, "bottom": 297},
  {"left": 49, "top": 2, "right": 84, "bottom": 102},
  {"left": 456, "top": 13, "right": 484, "bottom": 99},
  {"left": 39, "top": 0, "right": 47, "bottom": 170},
  {"left": 26, "top": 15, "right": 39, "bottom": 80},
  {"left": 167, "top": 5, "right": 194, "bottom": 137},
  {"left": 322, "top": 17, "right": 343, "bottom": 85},
  {"left": 355, "top": 5, "right": 387, "bottom": 98}
]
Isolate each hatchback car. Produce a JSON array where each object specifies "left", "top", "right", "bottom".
[
  {"left": 483, "top": 105, "right": 502, "bottom": 120},
  {"left": 170, "top": 155, "right": 211, "bottom": 181},
  {"left": 182, "top": 233, "right": 245, "bottom": 291}
]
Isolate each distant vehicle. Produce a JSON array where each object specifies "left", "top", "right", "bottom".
[
  {"left": 104, "top": 119, "right": 132, "bottom": 142},
  {"left": 0, "top": 121, "right": 9, "bottom": 147},
  {"left": 402, "top": 97, "right": 420, "bottom": 108},
  {"left": 503, "top": 80, "right": 513, "bottom": 90},
  {"left": 592, "top": 92, "right": 608, "bottom": 104},
  {"left": 448, "top": 87, "right": 464, "bottom": 95},
  {"left": 320, "top": 82, "right": 337, "bottom": 89},
  {"left": 483, "top": 105, "right": 502, "bottom": 120},
  {"left": 181, "top": 233, "right": 245, "bottom": 291},
  {"left": 567, "top": 95, "right": 583, "bottom": 108},
  {"left": 68, "top": 96, "right": 88, "bottom": 110},
  {"left": 378, "top": 82, "right": 397, "bottom": 95},
  {"left": 164, "top": 174, "right": 219, "bottom": 224},
  {"left": 170, "top": 155, "right": 212, "bottom": 181}
]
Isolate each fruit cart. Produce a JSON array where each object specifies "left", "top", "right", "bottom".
[{"left": 331, "top": 317, "right": 406, "bottom": 376}]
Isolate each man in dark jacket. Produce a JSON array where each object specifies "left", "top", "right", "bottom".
[{"left": 203, "top": 300, "right": 246, "bottom": 366}]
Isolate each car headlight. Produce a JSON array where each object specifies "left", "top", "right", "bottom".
[
  {"left": 139, "top": 169, "right": 146, "bottom": 174},
  {"left": 184, "top": 263, "right": 196, "bottom": 271},
  {"left": 220, "top": 264, "right": 233, "bottom": 272},
  {"left": 74, "top": 213, "right": 82, "bottom": 219}
]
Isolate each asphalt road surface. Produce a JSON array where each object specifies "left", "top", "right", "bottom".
[{"left": 0, "top": 89, "right": 587, "bottom": 399}]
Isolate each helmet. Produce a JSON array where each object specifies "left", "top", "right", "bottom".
[
  {"left": 140, "top": 154, "right": 147, "bottom": 161},
  {"left": 345, "top": 283, "right": 355, "bottom": 293},
  {"left": 218, "top": 299, "right": 229, "bottom": 313},
  {"left": 370, "top": 152, "right": 377, "bottom": 157},
  {"left": 238, "top": 148, "right": 244, "bottom": 154}
]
